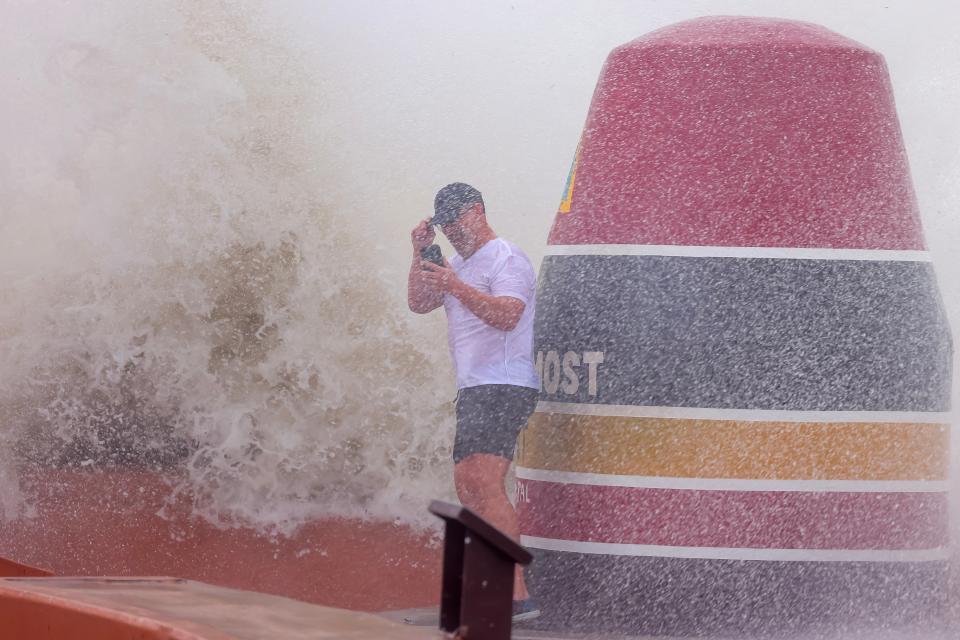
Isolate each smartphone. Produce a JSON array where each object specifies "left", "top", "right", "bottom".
[{"left": 420, "top": 244, "right": 444, "bottom": 267}]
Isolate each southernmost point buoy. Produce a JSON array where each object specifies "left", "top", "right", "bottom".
[{"left": 517, "top": 16, "right": 952, "bottom": 636}]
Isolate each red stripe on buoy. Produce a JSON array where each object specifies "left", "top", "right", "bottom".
[
  {"left": 520, "top": 480, "right": 947, "bottom": 550},
  {"left": 548, "top": 17, "right": 924, "bottom": 250}
]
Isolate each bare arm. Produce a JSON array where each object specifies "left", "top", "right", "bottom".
[
  {"left": 408, "top": 250, "right": 444, "bottom": 313},
  {"left": 407, "top": 219, "right": 443, "bottom": 314},
  {"left": 448, "top": 278, "right": 525, "bottom": 331},
  {"left": 421, "top": 262, "right": 525, "bottom": 331}
]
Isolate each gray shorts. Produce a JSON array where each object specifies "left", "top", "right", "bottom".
[{"left": 453, "top": 384, "right": 539, "bottom": 463}]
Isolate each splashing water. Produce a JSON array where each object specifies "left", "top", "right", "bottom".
[{"left": 0, "top": 1, "right": 455, "bottom": 534}]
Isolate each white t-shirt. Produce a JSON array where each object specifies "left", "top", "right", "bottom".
[{"left": 443, "top": 238, "right": 540, "bottom": 390}]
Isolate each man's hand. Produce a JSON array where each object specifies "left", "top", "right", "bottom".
[
  {"left": 408, "top": 219, "right": 443, "bottom": 314},
  {"left": 420, "top": 259, "right": 459, "bottom": 293},
  {"left": 411, "top": 219, "right": 435, "bottom": 251}
]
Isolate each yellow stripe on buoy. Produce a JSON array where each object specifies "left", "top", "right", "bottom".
[{"left": 519, "top": 413, "right": 949, "bottom": 481}]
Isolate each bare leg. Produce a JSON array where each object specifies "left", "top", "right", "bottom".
[{"left": 454, "top": 453, "right": 529, "bottom": 600}]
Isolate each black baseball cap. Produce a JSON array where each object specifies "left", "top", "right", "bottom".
[{"left": 431, "top": 183, "right": 484, "bottom": 226}]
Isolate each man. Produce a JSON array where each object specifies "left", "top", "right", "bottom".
[{"left": 408, "top": 183, "right": 540, "bottom": 622}]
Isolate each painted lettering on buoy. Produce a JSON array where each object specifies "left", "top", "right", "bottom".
[
  {"left": 535, "top": 350, "right": 604, "bottom": 396},
  {"left": 558, "top": 144, "right": 581, "bottom": 214},
  {"left": 515, "top": 480, "right": 530, "bottom": 504}
]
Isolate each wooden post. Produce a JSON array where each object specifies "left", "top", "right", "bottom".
[{"left": 429, "top": 500, "right": 532, "bottom": 640}]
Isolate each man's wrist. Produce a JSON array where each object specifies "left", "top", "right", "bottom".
[{"left": 447, "top": 277, "right": 469, "bottom": 299}]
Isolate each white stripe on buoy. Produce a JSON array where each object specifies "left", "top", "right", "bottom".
[
  {"left": 515, "top": 467, "right": 949, "bottom": 493},
  {"left": 544, "top": 244, "right": 932, "bottom": 262},
  {"left": 520, "top": 536, "right": 951, "bottom": 563},
  {"left": 535, "top": 401, "right": 950, "bottom": 425}
]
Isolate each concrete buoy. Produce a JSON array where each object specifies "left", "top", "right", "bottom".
[{"left": 518, "top": 16, "right": 952, "bottom": 636}]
